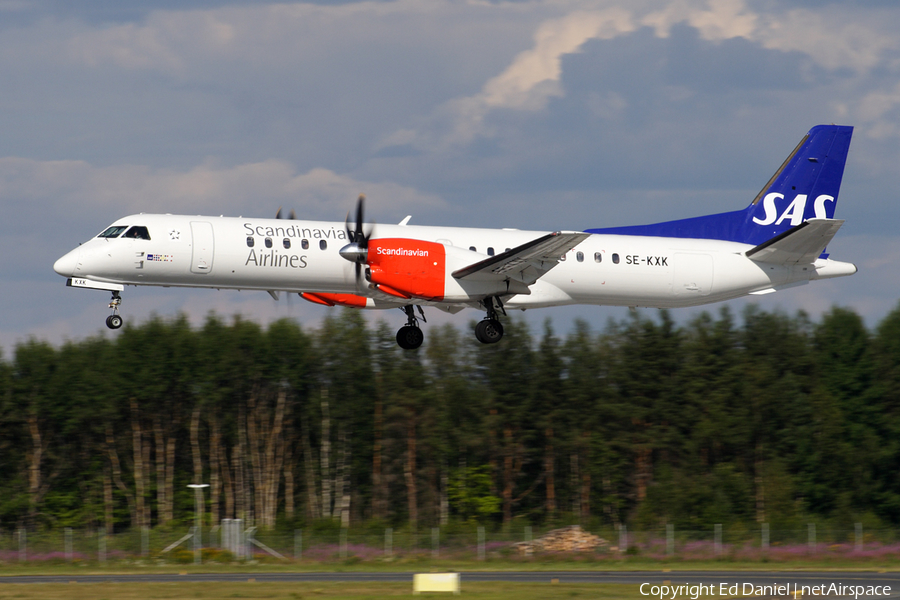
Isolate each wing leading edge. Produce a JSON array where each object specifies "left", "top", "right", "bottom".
[{"left": 452, "top": 231, "right": 591, "bottom": 285}]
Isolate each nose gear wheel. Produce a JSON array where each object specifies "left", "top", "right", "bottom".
[{"left": 106, "top": 291, "right": 123, "bottom": 330}]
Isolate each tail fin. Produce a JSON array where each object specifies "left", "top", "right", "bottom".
[{"left": 585, "top": 124, "right": 854, "bottom": 246}]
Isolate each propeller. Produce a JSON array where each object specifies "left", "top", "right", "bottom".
[
  {"left": 274, "top": 206, "right": 296, "bottom": 308},
  {"left": 275, "top": 207, "right": 297, "bottom": 220},
  {"left": 339, "top": 194, "right": 373, "bottom": 288}
]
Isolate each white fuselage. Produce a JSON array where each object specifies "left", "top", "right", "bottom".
[{"left": 53, "top": 213, "right": 856, "bottom": 312}]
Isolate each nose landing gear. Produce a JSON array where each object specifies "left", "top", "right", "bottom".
[
  {"left": 396, "top": 305, "right": 425, "bottom": 349},
  {"left": 105, "top": 291, "right": 123, "bottom": 330}
]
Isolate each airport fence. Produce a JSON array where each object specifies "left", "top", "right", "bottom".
[{"left": 0, "top": 524, "right": 898, "bottom": 564}]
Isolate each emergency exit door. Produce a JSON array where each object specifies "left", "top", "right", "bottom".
[{"left": 190, "top": 221, "right": 215, "bottom": 274}]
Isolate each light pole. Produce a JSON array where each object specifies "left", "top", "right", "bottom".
[{"left": 187, "top": 484, "right": 209, "bottom": 565}]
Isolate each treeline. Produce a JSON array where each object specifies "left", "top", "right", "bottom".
[{"left": 2, "top": 303, "right": 900, "bottom": 534}]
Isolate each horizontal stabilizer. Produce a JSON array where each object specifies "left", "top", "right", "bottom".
[
  {"left": 746, "top": 218, "right": 844, "bottom": 265},
  {"left": 453, "top": 231, "right": 590, "bottom": 285}
]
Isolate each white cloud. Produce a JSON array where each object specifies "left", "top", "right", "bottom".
[
  {"left": 756, "top": 9, "right": 896, "bottom": 73},
  {"left": 0, "top": 157, "right": 443, "bottom": 220},
  {"left": 432, "top": 8, "right": 635, "bottom": 146},
  {"left": 384, "top": 0, "right": 899, "bottom": 150},
  {"left": 643, "top": 0, "right": 756, "bottom": 41}
]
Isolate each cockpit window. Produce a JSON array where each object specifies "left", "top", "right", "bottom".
[
  {"left": 97, "top": 225, "right": 128, "bottom": 238},
  {"left": 122, "top": 226, "right": 151, "bottom": 240}
]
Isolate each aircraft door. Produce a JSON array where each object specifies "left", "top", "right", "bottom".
[
  {"left": 672, "top": 253, "right": 712, "bottom": 296},
  {"left": 190, "top": 221, "right": 215, "bottom": 274}
]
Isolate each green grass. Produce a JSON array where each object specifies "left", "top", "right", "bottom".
[
  {"left": 0, "top": 582, "right": 637, "bottom": 600},
  {"left": 0, "top": 555, "right": 898, "bottom": 577}
]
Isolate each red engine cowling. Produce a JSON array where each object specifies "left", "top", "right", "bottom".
[
  {"left": 300, "top": 292, "right": 368, "bottom": 308},
  {"left": 367, "top": 238, "right": 446, "bottom": 301}
]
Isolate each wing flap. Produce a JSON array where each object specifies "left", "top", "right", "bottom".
[
  {"left": 746, "top": 218, "right": 844, "bottom": 265},
  {"left": 452, "top": 231, "right": 590, "bottom": 285}
]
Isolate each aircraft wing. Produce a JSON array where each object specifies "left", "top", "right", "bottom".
[
  {"left": 746, "top": 218, "right": 844, "bottom": 265},
  {"left": 452, "top": 231, "right": 591, "bottom": 285}
]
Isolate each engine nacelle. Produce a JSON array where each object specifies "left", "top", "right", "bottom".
[
  {"left": 300, "top": 292, "right": 370, "bottom": 308},
  {"left": 367, "top": 239, "right": 446, "bottom": 301},
  {"left": 366, "top": 238, "right": 530, "bottom": 302}
]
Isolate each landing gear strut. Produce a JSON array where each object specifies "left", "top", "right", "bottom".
[
  {"left": 105, "top": 291, "right": 123, "bottom": 330},
  {"left": 396, "top": 305, "right": 425, "bottom": 350},
  {"left": 475, "top": 296, "right": 505, "bottom": 344}
]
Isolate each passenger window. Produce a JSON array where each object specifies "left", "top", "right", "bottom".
[
  {"left": 560, "top": 253, "right": 566, "bottom": 262},
  {"left": 594, "top": 252, "right": 602, "bottom": 263},
  {"left": 505, "top": 248, "right": 510, "bottom": 253},
  {"left": 283, "top": 238, "right": 291, "bottom": 249},
  {"left": 302, "top": 239, "right": 309, "bottom": 250},
  {"left": 319, "top": 240, "right": 327, "bottom": 250},
  {"left": 97, "top": 225, "right": 128, "bottom": 238},
  {"left": 469, "top": 246, "right": 476, "bottom": 252},
  {"left": 487, "top": 247, "right": 494, "bottom": 256},
  {"left": 247, "top": 237, "right": 255, "bottom": 248},
  {"left": 612, "top": 253, "right": 620, "bottom": 264},
  {"left": 265, "top": 237, "right": 273, "bottom": 248},
  {"left": 576, "top": 251, "right": 584, "bottom": 262},
  {"left": 123, "top": 226, "right": 150, "bottom": 240}
]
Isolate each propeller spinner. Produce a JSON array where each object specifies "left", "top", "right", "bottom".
[{"left": 339, "top": 194, "right": 373, "bottom": 286}]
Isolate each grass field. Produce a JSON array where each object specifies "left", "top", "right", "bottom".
[
  {"left": 0, "top": 581, "right": 637, "bottom": 599},
  {"left": 0, "top": 554, "right": 898, "bottom": 576}
]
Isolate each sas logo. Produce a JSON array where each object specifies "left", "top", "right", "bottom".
[{"left": 753, "top": 193, "right": 835, "bottom": 227}]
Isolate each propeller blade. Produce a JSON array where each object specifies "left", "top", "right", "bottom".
[
  {"left": 289, "top": 209, "right": 296, "bottom": 220},
  {"left": 275, "top": 207, "right": 283, "bottom": 219},
  {"left": 355, "top": 194, "right": 367, "bottom": 248}
]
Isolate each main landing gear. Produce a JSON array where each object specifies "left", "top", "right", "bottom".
[
  {"left": 394, "top": 298, "right": 506, "bottom": 349},
  {"left": 475, "top": 296, "right": 505, "bottom": 344},
  {"left": 396, "top": 305, "right": 426, "bottom": 350},
  {"left": 105, "top": 291, "right": 123, "bottom": 330}
]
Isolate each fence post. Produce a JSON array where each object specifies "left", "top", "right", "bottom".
[
  {"left": 99, "top": 530, "right": 106, "bottom": 564},
  {"left": 666, "top": 523, "right": 674, "bottom": 557},
  {"left": 432, "top": 527, "right": 439, "bottom": 559},
  {"left": 385, "top": 527, "right": 393, "bottom": 557},
  {"left": 142, "top": 526, "right": 149, "bottom": 558},
  {"left": 619, "top": 524, "right": 627, "bottom": 554},
  {"left": 525, "top": 525, "right": 532, "bottom": 556},
  {"left": 246, "top": 526, "right": 254, "bottom": 561},
  {"left": 762, "top": 523, "right": 769, "bottom": 552},
  {"left": 714, "top": 524, "right": 722, "bottom": 556},
  {"left": 295, "top": 529, "right": 302, "bottom": 560},
  {"left": 65, "top": 528, "right": 73, "bottom": 563},
  {"left": 18, "top": 528, "right": 26, "bottom": 563},
  {"left": 235, "top": 519, "right": 244, "bottom": 559},
  {"left": 340, "top": 528, "right": 348, "bottom": 559},
  {"left": 855, "top": 523, "right": 863, "bottom": 552},
  {"left": 808, "top": 523, "right": 816, "bottom": 553},
  {"left": 477, "top": 526, "right": 485, "bottom": 561}
]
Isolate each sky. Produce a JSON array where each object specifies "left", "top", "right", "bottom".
[{"left": 3, "top": 0, "right": 900, "bottom": 354}]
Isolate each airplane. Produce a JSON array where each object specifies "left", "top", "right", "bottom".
[{"left": 53, "top": 124, "right": 857, "bottom": 349}]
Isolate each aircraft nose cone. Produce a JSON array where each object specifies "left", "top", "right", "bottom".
[{"left": 53, "top": 249, "right": 80, "bottom": 277}]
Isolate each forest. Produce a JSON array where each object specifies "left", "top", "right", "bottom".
[{"left": 2, "top": 302, "right": 899, "bottom": 537}]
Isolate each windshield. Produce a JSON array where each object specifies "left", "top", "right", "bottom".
[
  {"left": 123, "top": 226, "right": 150, "bottom": 240},
  {"left": 97, "top": 225, "right": 128, "bottom": 238}
]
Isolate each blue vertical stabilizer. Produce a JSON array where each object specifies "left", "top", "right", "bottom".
[{"left": 586, "top": 125, "right": 853, "bottom": 246}]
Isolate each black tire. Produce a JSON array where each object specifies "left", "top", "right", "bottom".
[
  {"left": 475, "top": 319, "right": 503, "bottom": 344},
  {"left": 396, "top": 325, "right": 424, "bottom": 350},
  {"left": 106, "top": 315, "right": 123, "bottom": 330}
]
